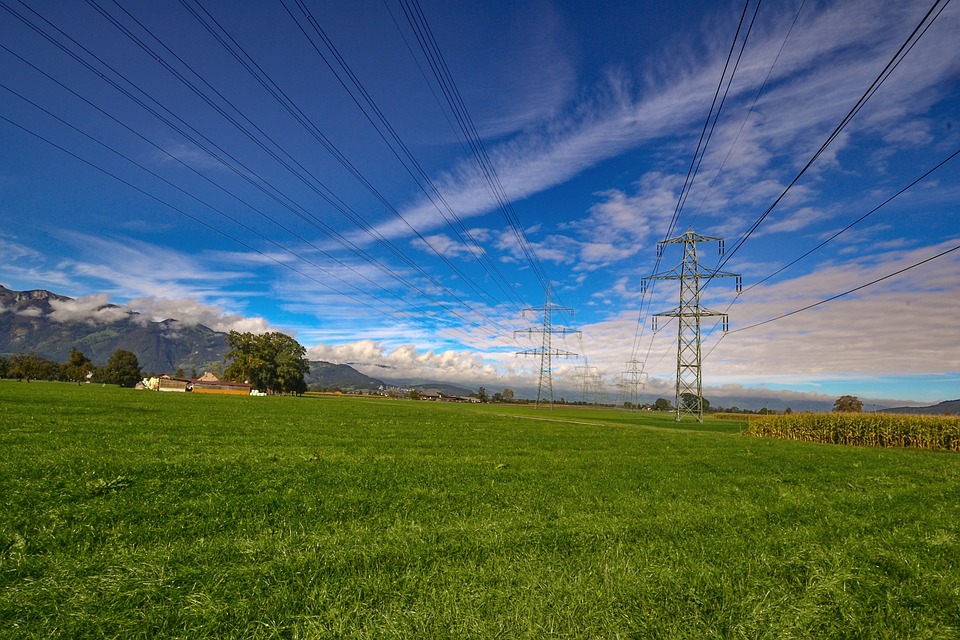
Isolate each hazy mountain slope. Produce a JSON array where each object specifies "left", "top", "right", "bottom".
[{"left": 0, "top": 285, "right": 227, "bottom": 373}]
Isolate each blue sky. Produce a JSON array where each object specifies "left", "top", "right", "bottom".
[{"left": 1, "top": 0, "right": 958, "bottom": 406}]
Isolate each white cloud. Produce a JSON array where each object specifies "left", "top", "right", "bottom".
[
  {"left": 307, "top": 338, "right": 536, "bottom": 389},
  {"left": 125, "top": 296, "right": 272, "bottom": 333},
  {"left": 411, "top": 233, "right": 484, "bottom": 259},
  {"left": 48, "top": 294, "right": 130, "bottom": 324}
]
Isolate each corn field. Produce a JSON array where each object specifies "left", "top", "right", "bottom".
[{"left": 745, "top": 413, "right": 960, "bottom": 451}]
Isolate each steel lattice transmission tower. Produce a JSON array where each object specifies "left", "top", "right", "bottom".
[
  {"left": 576, "top": 365, "right": 609, "bottom": 406},
  {"left": 515, "top": 286, "right": 580, "bottom": 408},
  {"left": 616, "top": 360, "right": 648, "bottom": 409},
  {"left": 576, "top": 365, "right": 598, "bottom": 404},
  {"left": 643, "top": 229, "right": 741, "bottom": 422}
]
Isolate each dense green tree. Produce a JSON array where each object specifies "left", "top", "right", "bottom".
[
  {"left": 223, "top": 331, "right": 309, "bottom": 395},
  {"left": 0, "top": 355, "right": 8, "bottom": 378},
  {"left": 833, "top": 395, "right": 863, "bottom": 413},
  {"left": 680, "top": 393, "right": 711, "bottom": 412},
  {"left": 102, "top": 350, "right": 142, "bottom": 387},
  {"left": 8, "top": 353, "right": 56, "bottom": 382},
  {"left": 654, "top": 397, "right": 672, "bottom": 411},
  {"left": 63, "top": 348, "right": 93, "bottom": 384},
  {"left": 476, "top": 387, "right": 488, "bottom": 403}
]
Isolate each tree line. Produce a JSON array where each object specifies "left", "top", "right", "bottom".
[
  {"left": 0, "top": 348, "right": 142, "bottom": 387},
  {"left": 1, "top": 330, "right": 311, "bottom": 394}
]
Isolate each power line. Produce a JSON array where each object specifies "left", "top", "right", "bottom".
[
  {"left": 0, "top": 5, "right": 521, "bottom": 344},
  {"left": 3, "top": 0, "right": 528, "bottom": 339},
  {"left": 690, "top": 0, "right": 807, "bottom": 224},
  {"left": 395, "top": 0, "right": 553, "bottom": 295},
  {"left": 729, "top": 242, "right": 960, "bottom": 333},
  {"left": 746, "top": 146, "right": 960, "bottom": 293},
  {"left": 177, "top": 0, "right": 524, "bottom": 325},
  {"left": 698, "top": 143, "right": 960, "bottom": 360},
  {"left": 280, "top": 0, "right": 529, "bottom": 312},
  {"left": 665, "top": 0, "right": 758, "bottom": 239},
  {"left": 715, "top": 0, "right": 953, "bottom": 274},
  {"left": 628, "top": 0, "right": 759, "bottom": 364}
]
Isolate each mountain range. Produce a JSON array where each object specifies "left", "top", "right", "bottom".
[
  {"left": 0, "top": 285, "right": 388, "bottom": 391},
  {"left": 878, "top": 399, "right": 960, "bottom": 415},
  {"left": 1, "top": 285, "right": 228, "bottom": 374}
]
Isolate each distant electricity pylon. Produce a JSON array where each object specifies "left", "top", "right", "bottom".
[
  {"left": 575, "top": 365, "right": 596, "bottom": 404},
  {"left": 515, "top": 285, "right": 580, "bottom": 408},
  {"left": 616, "top": 360, "right": 648, "bottom": 409},
  {"left": 576, "top": 364, "right": 608, "bottom": 406},
  {"left": 643, "top": 229, "right": 741, "bottom": 422}
]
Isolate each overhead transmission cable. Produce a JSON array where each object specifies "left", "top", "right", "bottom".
[
  {"left": 281, "top": 0, "right": 528, "bottom": 313},
  {"left": 699, "top": 144, "right": 960, "bottom": 359},
  {"left": 688, "top": 0, "right": 953, "bottom": 356},
  {"left": 628, "top": 0, "right": 759, "bottom": 364},
  {"left": 690, "top": 0, "right": 806, "bottom": 224},
  {"left": 118, "top": 0, "right": 526, "bottom": 332},
  {"left": 746, "top": 146, "right": 960, "bottom": 293},
  {"left": 729, "top": 242, "right": 960, "bottom": 333},
  {"left": 695, "top": 0, "right": 954, "bottom": 353},
  {"left": 179, "top": 0, "right": 526, "bottom": 329},
  {"left": 180, "top": 0, "right": 524, "bottom": 328},
  {"left": 663, "top": 0, "right": 759, "bottom": 240},
  {"left": 0, "top": 96, "right": 496, "bottom": 344},
  {"left": 0, "top": 78, "right": 401, "bottom": 312},
  {"left": 0, "top": 40, "right": 447, "bottom": 321},
  {"left": 0, "top": 1, "right": 510, "bottom": 340},
  {"left": 0, "top": 78, "right": 495, "bottom": 341},
  {"left": 395, "top": 0, "right": 553, "bottom": 295},
  {"left": 0, "top": 112, "right": 403, "bottom": 321},
  {"left": 127, "top": 0, "right": 521, "bottom": 330},
  {"left": 714, "top": 0, "right": 953, "bottom": 275}
]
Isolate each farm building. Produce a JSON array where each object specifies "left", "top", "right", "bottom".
[
  {"left": 191, "top": 372, "right": 254, "bottom": 396},
  {"left": 141, "top": 372, "right": 255, "bottom": 395},
  {"left": 141, "top": 375, "right": 191, "bottom": 392},
  {"left": 158, "top": 376, "right": 190, "bottom": 392}
]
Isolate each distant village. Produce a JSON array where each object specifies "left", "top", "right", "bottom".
[{"left": 138, "top": 371, "right": 482, "bottom": 402}]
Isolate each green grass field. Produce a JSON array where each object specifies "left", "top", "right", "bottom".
[{"left": 1, "top": 381, "right": 958, "bottom": 638}]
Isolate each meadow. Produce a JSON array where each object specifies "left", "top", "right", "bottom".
[{"left": 1, "top": 381, "right": 958, "bottom": 638}]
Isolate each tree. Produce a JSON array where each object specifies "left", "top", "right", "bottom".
[
  {"left": 501, "top": 388, "right": 515, "bottom": 402},
  {"left": 102, "top": 350, "right": 141, "bottom": 387},
  {"left": 9, "top": 353, "right": 45, "bottom": 382},
  {"left": 476, "top": 387, "right": 488, "bottom": 403},
  {"left": 680, "top": 393, "right": 710, "bottom": 413},
  {"left": 654, "top": 397, "right": 672, "bottom": 411},
  {"left": 833, "top": 395, "right": 863, "bottom": 413},
  {"left": 63, "top": 348, "right": 93, "bottom": 384},
  {"left": 223, "top": 331, "right": 309, "bottom": 395}
]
